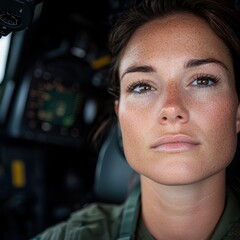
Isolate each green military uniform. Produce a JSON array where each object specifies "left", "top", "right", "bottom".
[{"left": 32, "top": 186, "right": 240, "bottom": 240}]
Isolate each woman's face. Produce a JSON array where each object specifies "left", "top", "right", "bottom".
[{"left": 116, "top": 13, "right": 240, "bottom": 185}]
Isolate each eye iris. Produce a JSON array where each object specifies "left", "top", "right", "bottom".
[
  {"left": 138, "top": 85, "right": 151, "bottom": 92},
  {"left": 143, "top": 86, "right": 151, "bottom": 90},
  {"left": 197, "top": 79, "right": 209, "bottom": 85}
]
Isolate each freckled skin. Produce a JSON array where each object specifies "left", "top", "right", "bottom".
[{"left": 116, "top": 13, "right": 240, "bottom": 185}]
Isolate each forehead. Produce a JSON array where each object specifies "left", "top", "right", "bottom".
[{"left": 119, "top": 13, "right": 233, "bottom": 74}]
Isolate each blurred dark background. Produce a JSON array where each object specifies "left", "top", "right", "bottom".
[{"left": 0, "top": 0, "right": 130, "bottom": 239}]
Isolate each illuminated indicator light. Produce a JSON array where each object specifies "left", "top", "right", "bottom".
[
  {"left": 91, "top": 55, "right": 112, "bottom": 70},
  {"left": 11, "top": 160, "right": 26, "bottom": 188}
]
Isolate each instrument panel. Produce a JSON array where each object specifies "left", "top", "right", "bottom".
[{"left": 8, "top": 53, "right": 106, "bottom": 147}]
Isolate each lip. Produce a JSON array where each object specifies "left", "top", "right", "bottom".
[{"left": 151, "top": 134, "right": 200, "bottom": 153}]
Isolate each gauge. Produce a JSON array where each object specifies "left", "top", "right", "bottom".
[
  {"left": 0, "top": 0, "right": 36, "bottom": 37},
  {"left": 0, "top": 9, "right": 22, "bottom": 28}
]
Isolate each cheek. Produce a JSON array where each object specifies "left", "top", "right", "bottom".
[
  {"left": 201, "top": 97, "right": 237, "bottom": 137},
  {"left": 118, "top": 105, "right": 144, "bottom": 141},
  {"left": 118, "top": 97, "right": 153, "bottom": 134},
  {"left": 118, "top": 100, "right": 151, "bottom": 166},
  {"left": 199, "top": 96, "right": 238, "bottom": 164}
]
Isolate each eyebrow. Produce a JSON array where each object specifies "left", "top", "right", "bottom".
[
  {"left": 120, "top": 58, "right": 228, "bottom": 80},
  {"left": 120, "top": 65, "right": 156, "bottom": 80},
  {"left": 184, "top": 58, "right": 228, "bottom": 70}
]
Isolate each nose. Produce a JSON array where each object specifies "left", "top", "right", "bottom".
[{"left": 158, "top": 84, "right": 189, "bottom": 125}]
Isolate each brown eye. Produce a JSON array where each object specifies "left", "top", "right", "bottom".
[
  {"left": 127, "top": 81, "right": 155, "bottom": 94},
  {"left": 192, "top": 75, "right": 219, "bottom": 88},
  {"left": 136, "top": 85, "right": 152, "bottom": 92},
  {"left": 197, "top": 79, "right": 209, "bottom": 85}
]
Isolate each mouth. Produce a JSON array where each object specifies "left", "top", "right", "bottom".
[{"left": 151, "top": 134, "right": 200, "bottom": 153}]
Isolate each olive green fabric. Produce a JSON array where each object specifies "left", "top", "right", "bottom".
[
  {"left": 32, "top": 204, "right": 123, "bottom": 240},
  {"left": 211, "top": 189, "right": 240, "bottom": 240},
  {"left": 32, "top": 188, "right": 240, "bottom": 240}
]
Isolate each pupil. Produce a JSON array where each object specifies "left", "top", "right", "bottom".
[{"left": 198, "top": 79, "right": 208, "bottom": 85}]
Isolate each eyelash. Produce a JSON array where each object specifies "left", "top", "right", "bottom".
[
  {"left": 126, "top": 74, "right": 220, "bottom": 94},
  {"left": 191, "top": 74, "right": 220, "bottom": 88},
  {"left": 127, "top": 80, "right": 155, "bottom": 94}
]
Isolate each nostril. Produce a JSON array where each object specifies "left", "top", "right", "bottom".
[{"left": 161, "top": 115, "right": 183, "bottom": 121}]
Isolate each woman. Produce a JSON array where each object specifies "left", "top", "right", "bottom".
[{"left": 33, "top": 0, "right": 240, "bottom": 239}]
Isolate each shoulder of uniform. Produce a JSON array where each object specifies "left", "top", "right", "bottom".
[
  {"left": 70, "top": 202, "right": 124, "bottom": 223},
  {"left": 32, "top": 203, "right": 124, "bottom": 240}
]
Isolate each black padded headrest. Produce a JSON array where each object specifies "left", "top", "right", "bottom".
[{"left": 94, "top": 122, "right": 139, "bottom": 204}]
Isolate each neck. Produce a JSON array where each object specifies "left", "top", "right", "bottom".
[{"left": 141, "top": 171, "right": 226, "bottom": 240}]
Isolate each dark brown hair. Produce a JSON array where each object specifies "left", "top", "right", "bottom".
[{"left": 108, "top": 0, "right": 240, "bottom": 99}]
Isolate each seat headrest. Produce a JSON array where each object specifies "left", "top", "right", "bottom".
[{"left": 94, "top": 122, "right": 139, "bottom": 203}]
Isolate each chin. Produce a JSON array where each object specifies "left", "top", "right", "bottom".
[
  {"left": 140, "top": 161, "right": 214, "bottom": 186},
  {"left": 149, "top": 173, "right": 202, "bottom": 186}
]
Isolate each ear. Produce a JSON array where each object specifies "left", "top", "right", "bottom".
[
  {"left": 114, "top": 100, "right": 119, "bottom": 117},
  {"left": 236, "top": 103, "right": 240, "bottom": 133}
]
